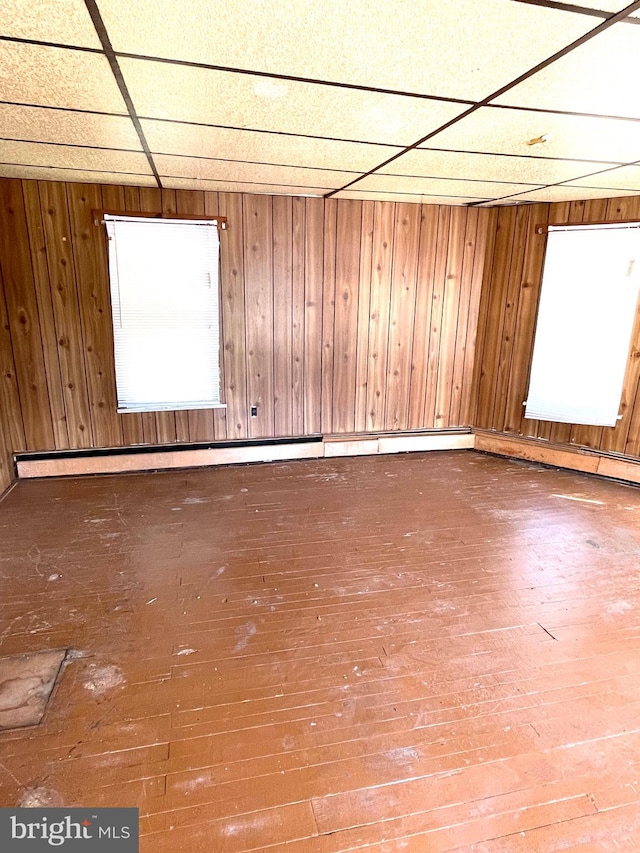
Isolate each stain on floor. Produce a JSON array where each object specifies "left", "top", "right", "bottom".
[{"left": 0, "top": 649, "right": 65, "bottom": 731}]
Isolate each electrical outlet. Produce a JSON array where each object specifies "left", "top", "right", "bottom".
[{"left": 250, "top": 405, "right": 258, "bottom": 417}]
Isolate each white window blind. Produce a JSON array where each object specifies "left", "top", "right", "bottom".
[
  {"left": 105, "top": 215, "right": 224, "bottom": 413},
  {"left": 525, "top": 223, "right": 640, "bottom": 427}
]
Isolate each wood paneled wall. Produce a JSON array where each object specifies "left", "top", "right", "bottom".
[
  {"left": 0, "top": 396, "right": 13, "bottom": 492},
  {"left": 0, "top": 178, "right": 491, "bottom": 459},
  {"left": 474, "top": 195, "right": 640, "bottom": 459}
]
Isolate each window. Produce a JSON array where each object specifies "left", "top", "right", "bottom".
[
  {"left": 105, "top": 214, "right": 224, "bottom": 413},
  {"left": 525, "top": 223, "right": 640, "bottom": 427}
]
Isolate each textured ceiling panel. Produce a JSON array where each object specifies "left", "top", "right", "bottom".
[
  {"left": 378, "top": 148, "right": 613, "bottom": 186},
  {"left": 422, "top": 106, "right": 640, "bottom": 165},
  {"left": 1, "top": 1, "right": 639, "bottom": 205},
  {"left": 0, "top": 140, "right": 152, "bottom": 173},
  {"left": 494, "top": 24, "right": 640, "bottom": 118},
  {"left": 353, "top": 173, "right": 541, "bottom": 198},
  {"left": 0, "top": 42, "right": 127, "bottom": 113},
  {"left": 141, "top": 120, "right": 401, "bottom": 173},
  {"left": 573, "top": 0, "right": 639, "bottom": 13},
  {"left": 0, "top": 163, "right": 157, "bottom": 185},
  {"left": 120, "top": 59, "right": 467, "bottom": 146},
  {"left": 97, "top": 0, "right": 593, "bottom": 101},
  {"left": 575, "top": 1, "right": 631, "bottom": 8},
  {"left": 161, "top": 177, "right": 326, "bottom": 196},
  {"left": 0, "top": 0, "right": 102, "bottom": 47},
  {"left": 154, "top": 154, "right": 354, "bottom": 189},
  {"left": 486, "top": 185, "right": 640, "bottom": 204},
  {"left": 0, "top": 104, "right": 142, "bottom": 150},
  {"left": 332, "top": 190, "right": 486, "bottom": 204},
  {"left": 565, "top": 164, "right": 640, "bottom": 190}
]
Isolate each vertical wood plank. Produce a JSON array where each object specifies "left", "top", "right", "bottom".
[
  {"left": 424, "top": 206, "right": 452, "bottom": 427},
  {"left": 218, "top": 192, "right": 248, "bottom": 440},
  {"left": 0, "top": 395, "right": 13, "bottom": 491},
  {"left": 459, "top": 207, "right": 494, "bottom": 426},
  {"left": 36, "top": 180, "right": 93, "bottom": 448},
  {"left": 598, "top": 196, "right": 640, "bottom": 453},
  {"left": 67, "top": 183, "right": 122, "bottom": 448},
  {"left": 291, "top": 197, "right": 306, "bottom": 436},
  {"left": 473, "top": 206, "right": 516, "bottom": 430},
  {"left": 385, "top": 203, "right": 421, "bottom": 430},
  {"left": 22, "top": 181, "right": 70, "bottom": 449},
  {"left": 303, "top": 198, "right": 324, "bottom": 435},
  {"left": 0, "top": 179, "right": 55, "bottom": 449},
  {"left": 609, "top": 294, "right": 640, "bottom": 455},
  {"left": 449, "top": 207, "right": 479, "bottom": 426},
  {"left": 243, "top": 193, "right": 274, "bottom": 438},
  {"left": 434, "top": 207, "right": 467, "bottom": 428},
  {"left": 468, "top": 207, "right": 499, "bottom": 428},
  {"left": 365, "top": 201, "right": 395, "bottom": 432},
  {"left": 503, "top": 204, "right": 549, "bottom": 437},
  {"left": 0, "top": 263, "right": 26, "bottom": 451},
  {"left": 407, "top": 204, "right": 439, "bottom": 429},
  {"left": 272, "top": 195, "right": 294, "bottom": 437},
  {"left": 321, "top": 199, "right": 337, "bottom": 434},
  {"left": 625, "top": 377, "right": 640, "bottom": 457},
  {"left": 354, "top": 200, "right": 374, "bottom": 433},
  {"left": 492, "top": 204, "right": 530, "bottom": 432},
  {"left": 332, "top": 199, "right": 362, "bottom": 434}
]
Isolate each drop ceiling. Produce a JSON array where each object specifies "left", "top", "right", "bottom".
[{"left": 1, "top": 0, "right": 640, "bottom": 206}]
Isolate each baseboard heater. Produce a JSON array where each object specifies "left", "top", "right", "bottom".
[{"left": 14, "top": 429, "right": 475, "bottom": 479}]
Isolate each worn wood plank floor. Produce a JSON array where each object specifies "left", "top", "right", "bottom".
[{"left": 1, "top": 450, "right": 640, "bottom": 851}]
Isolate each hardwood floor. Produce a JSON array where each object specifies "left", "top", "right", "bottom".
[{"left": 1, "top": 450, "right": 640, "bottom": 851}]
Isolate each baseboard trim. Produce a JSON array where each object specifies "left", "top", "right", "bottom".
[
  {"left": 16, "top": 429, "right": 475, "bottom": 478},
  {"left": 12, "top": 428, "right": 640, "bottom": 484},
  {"left": 474, "top": 429, "right": 640, "bottom": 486}
]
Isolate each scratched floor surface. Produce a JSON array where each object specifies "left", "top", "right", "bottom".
[{"left": 1, "top": 450, "right": 640, "bottom": 851}]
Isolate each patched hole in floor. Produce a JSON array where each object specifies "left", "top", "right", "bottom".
[{"left": 0, "top": 649, "right": 66, "bottom": 731}]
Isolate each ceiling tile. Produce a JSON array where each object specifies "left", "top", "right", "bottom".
[
  {"left": 487, "top": 185, "right": 640, "bottom": 204},
  {"left": 121, "top": 58, "right": 467, "bottom": 146},
  {"left": 422, "top": 106, "right": 640, "bottom": 164},
  {"left": 573, "top": 0, "right": 638, "bottom": 12},
  {"left": 378, "top": 147, "right": 611, "bottom": 186},
  {"left": 0, "top": 0, "right": 102, "bottom": 48},
  {"left": 0, "top": 42, "right": 126, "bottom": 113},
  {"left": 564, "top": 164, "right": 640, "bottom": 190},
  {"left": 0, "top": 104, "right": 142, "bottom": 150},
  {"left": 333, "top": 190, "right": 485, "bottom": 205},
  {"left": 98, "top": 0, "right": 593, "bottom": 101},
  {"left": 0, "top": 140, "right": 151, "bottom": 174},
  {"left": 353, "top": 173, "right": 541, "bottom": 199},
  {"left": 161, "top": 177, "right": 326, "bottom": 196},
  {"left": 155, "top": 155, "right": 351, "bottom": 189},
  {"left": 142, "top": 120, "right": 401, "bottom": 173},
  {"left": 0, "top": 163, "right": 156, "bottom": 185},
  {"left": 494, "top": 24, "right": 640, "bottom": 118}
]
